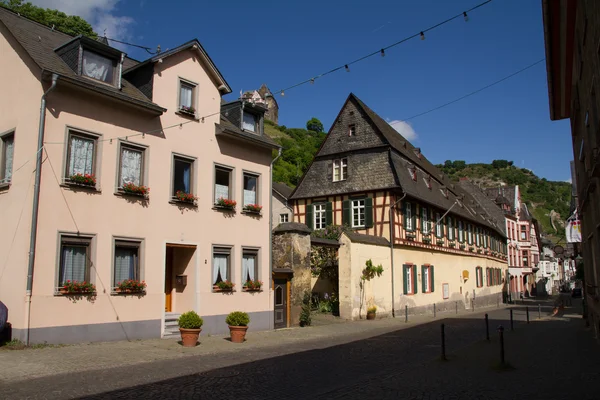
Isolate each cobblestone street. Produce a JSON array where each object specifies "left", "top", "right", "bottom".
[{"left": 1, "top": 299, "right": 597, "bottom": 399}]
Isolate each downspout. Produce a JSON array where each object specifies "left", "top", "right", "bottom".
[
  {"left": 25, "top": 73, "right": 59, "bottom": 345},
  {"left": 269, "top": 147, "right": 282, "bottom": 329},
  {"left": 389, "top": 191, "right": 407, "bottom": 318}
]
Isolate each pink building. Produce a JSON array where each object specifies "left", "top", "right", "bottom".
[{"left": 0, "top": 9, "right": 279, "bottom": 344}]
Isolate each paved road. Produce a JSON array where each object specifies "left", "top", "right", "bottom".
[{"left": 2, "top": 299, "right": 594, "bottom": 400}]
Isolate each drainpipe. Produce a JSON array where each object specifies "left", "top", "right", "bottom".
[
  {"left": 269, "top": 147, "right": 282, "bottom": 328},
  {"left": 25, "top": 73, "right": 59, "bottom": 345},
  {"left": 389, "top": 191, "right": 407, "bottom": 318}
]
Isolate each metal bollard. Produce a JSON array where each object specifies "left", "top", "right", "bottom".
[
  {"left": 441, "top": 323, "right": 447, "bottom": 361},
  {"left": 510, "top": 309, "right": 514, "bottom": 331},
  {"left": 485, "top": 313, "right": 490, "bottom": 341},
  {"left": 538, "top": 304, "right": 541, "bottom": 319},
  {"left": 526, "top": 306, "right": 529, "bottom": 324},
  {"left": 471, "top": 299, "right": 474, "bottom": 312},
  {"left": 434, "top": 303, "right": 436, "bottom": 318},
  {"left": 456, "top": 301, "right": 458, "bottom": 314},
  {"left": 405, "top": 305, "right": 408, "bottom": 323},
  {"left": 498, "top": 325, "right": 505, "bottom": 365}
]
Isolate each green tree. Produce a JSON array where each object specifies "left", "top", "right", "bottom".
[
  {"left": 306, "top": 117, "right": 324, "bottom": 133},
  {"left": 1, "top": 0, "right": 97, "bottom": 38}
]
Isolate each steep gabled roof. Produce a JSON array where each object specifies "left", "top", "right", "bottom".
[
  {"left": 273, "top": 182, "right": 293, "bottom": 199},
  {"left": 458, "top": 180, "right": 507, "bottom": 235},
  {"left": 0, "top": 7, "right": 165, "bottom": 114},
  {"left": 215, "top": 116, "right": 279, "bottom": 149}
]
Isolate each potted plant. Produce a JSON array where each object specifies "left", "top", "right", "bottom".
[
  {"left": 436, "top": 239, "right": 444, "bottom": 245},
  {"left": 422, "top": 235, "right": 431, "bottom": 244},
  {"left": 122, "top": 182, "right": 150, "bottom": 197},
  {"left": 243, "top": 279, "right": 262, "bottom": 291},
  {"left": 469, "top": 246, "right": 475, "bottom": 252},
  {"left": 449, "top": 242, "right": 456, "bottom": 248},
  {"left": 178, "top": 311, "right": 203, "bottom": 347},
  {"left": 60, "top": 280, "right": 96, "bottom": 294},
  {"left": 115, "top": 279, "right": 146, "bottom": 294},
  {"left": 366, "top": 306, "right": 377, "bottom": 320},
  {"left": 243, "top": 204, "right": 262, "bottom": 214},
  {"left": 460, "top": 244, "right": 466, "bottom": 250},
  {"left": 215, "top": 197, "right": 236, "bottom": 210},
  {"left": 175, "top": 190, "right": 197, "bottom": 204},
  {"left": 214, "top": 280, "right": 235, "bottom": 292},
  {"left": 69, "top": 173, "right": 96, "bottom": 187},
  {"left": 226, "top": 311, "right": 250, "bottom": 343},
  {"left": 179, "top": 105, "right": 196, "bottom": 115},
  {"left": 406, "top": 232, "right": 416, "bottom": 240}
]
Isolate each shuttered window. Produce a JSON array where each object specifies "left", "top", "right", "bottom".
[
  {"left": 308, "top": 202, "right": 333, "bottom": 230},
  {"left": 344, "top": 198, "right": 372, "bottom": 229},
  {"left": 403, "top": 264, "right": 418, "bottom": 295},
  {"left": 421, "top": 265, "right": 435, "bottom": 293}
]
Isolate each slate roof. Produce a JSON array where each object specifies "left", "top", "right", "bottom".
[
  {"left": 344, "top": 231, "right": 390, "bottom": 246},
  {"left": 273, "top": 182, "right": 293, "bottom": 199},
  {"left": 215, "top": 116, "right": 280, "bottom": 149},
  {"left": 291, "top": 93, "right": 505, "bottom": 236},
  {"left": 458, "top": 180, "right": 507, "bottom": 235},
  {"left": 485, "top": 186, "right": 517, "bottom": 210}
]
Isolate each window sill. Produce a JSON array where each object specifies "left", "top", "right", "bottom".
[
  {"left": 212, "top": 288, "right": 236, "bottom": 293},
  {"left": 170, "top": 199, "right": 198, "bottom": 207},
  {"left": 242, "top": 288, "right": 263, "bottom": 292},
  {"left": 0, "top": 181, "right": 10, "bottom": 191},
  {"left": 213, "top": 205, "right": 236, "bottom": 213},
  {"left": 55, "top": 291, "right": 97, "bottom": 296},
  {"left": 175, "top": 110, "right": 199, "bottom": 120},
  {"left": 61, "top": 182, "right": 101, "bottom": 192},
  {"left": 115, "top": 190, "right": 149, "bottom": 200},
  {"left": 242, "top": 209, "right": 262, "bottom": 216},
  {"left": 111, "top": 290, "right": 146, "bottom": 296}
]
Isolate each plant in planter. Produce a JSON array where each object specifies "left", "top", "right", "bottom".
[
  {"left": 299, "top": 290, "right": 312, "bottom": 327},
  {"left": 122, "top": 182, "right": 149, "bottom": 197},
  {"left": 366, "top": 305, "right": 377, "bottom": 320},
  {"left": 436, "top": 239, "right": 444, "bottom": 245},
  {"left": 406, "top": 232, "right": 416, "bottom": 239},
  {"left": 226, "top": 311, "right": 250, "bottom": 343},
  {"left": 422, "top": 236, "right": 432, "bottom": 243},
  {"left": 178, "top": 311, "right": 203, "bottom": 347},
  {"left": 115, "top": 279, "right": 146, "bottom": 294},
  {"left": 243, "top": 203, "right": 262, "bottom": 213},
  {"left": 60, "top": 280, "right": 96, "bottom": 294},
  {"left": 460, "top": 244, "right": 466, "bottom": 250},
  {"left": 469, "top": 246, "right": 475, "bottom": 252},
  {"left": 69, "top": 173, "right": 96, "bottom": 187},
  {"left": 179, "top": 105, "right": 196, "bottom": 115},
  {"left": 449, "top": 242, "right": 456, "bottom": 248},
  {"left": 175, "top": 191, "right": 198, "bottom": 203},
  {"left": 215, "top": 197, "right": 236, "bottom": 210},
  {"left": 214, "top": 280, "right": 235, "bottom": 291},
  {"left": 243, "top": 279, "right": 262, "bottom": 291}
]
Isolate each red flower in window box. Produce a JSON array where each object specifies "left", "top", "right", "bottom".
[
  {"left": 60, "top": 280, "right": 96, "bottom": 294},
  {"left": 214, "top": 280, "right": 235, "bottom": 291},
  {"left": 215, "top": 197, "right": 236, "bottom": 210},
  {"left": 180, "top": 105, "right": 196, "bottom": 114},
  {"left": 243, "top": 204, "right": 262, "bottom": 213},
  {"left": 243, "top": 279, "right": 262, "bottom": 291},
  {"left": 69, "top": 173, "right": 96, "bottom": 186},
  {"left": 175, "top": 191, "right": 198, "bottom": 203},
  {"left": 115, "top": 279, "right": 147, "bottom": 293},
  {"left": 122, "top": 182, "right": 149, "bottom": 197}
]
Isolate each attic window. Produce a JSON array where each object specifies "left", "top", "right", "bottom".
[
  {"left": 243, "top": 111, "right": 259, "bottom": 133},
  {"left": 348, "top": 124, "right": 356, "bottom": 136},
  {"left": 423, "top": 175, "right": 431, "bottom": 189},
  {"left": 82, "top": 50, "right": 116, "bottom": 84},
  {"left": 408, "top": 166, "right": 417, "bottom": 181},
  {"left": 333, "top": 158, "right": 348, "bottom": 181},
  {"left": 440, "top": 187, "right": 448, "bottom": 198}
]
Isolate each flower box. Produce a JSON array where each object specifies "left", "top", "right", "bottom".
[
  {"left": 460, "top": 244, "right": 466, "bottom": 250},
  {"left": 243, "top": 279, "right": 262, "bottom": 291},
  {"left": 174, "top": 191, "right": 197, "bottom": 204},
  {"left": 59, "top": 280, "right": 96, "bottom": 295},
  {"left": 422, "top": 236, "right": 432, "bottom": 244},
  {"left": 215, "top": 197, "right": 236, "bottom": 211},
  {"left": 449, "top": 242, "right": 456, "bottom": 248},
  {"left": 115, "top": 279, "right": 146, "bottom": 294},
  {"left": 436, "top": 239, "right": 444, "bottom": 245},
  {"left": 477, "top": 249, "right": 483, "bottom": 253},
  {"left": 469, "top": 247, "right": 475, "bottom": 252},
  {"left": 243, "top": 204, "right": 262, "bottom": 214},
  {"left": 121, "top": 182, "right": 149, "bottom": 197},
  {"left": 214, "top": 280, "right": 235, "bottom": 292},
  {"left": 68, "top": 173, "right": 96, "bottom": 187},
  {"left": 179, "top": 106, "right": 196, "bottom": 116}
]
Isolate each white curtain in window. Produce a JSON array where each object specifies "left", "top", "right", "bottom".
[
  {"left": 60, "top": 245, "right": 86, "bottom": 285},
  {"left": 242, "top": 112, "right": 256, "bottom": 131},
  {"left": 180, "top": 85, "right": 193, "bottom": 108},
  {"left": 120, "top": 148, "right": 142, "bottom": 186},
  {"left": 69, "top": 136, "right": 94, "bottom": 176},
  {"left": 82, "top": 52, "right": 110, "bottom": 82},
  {"left": 243, "top": 175, "right": 257, "bottom": 206},
  {"left": 242, "top": 255, "right": 255, "bottom": 282},
  {"left": 215, "top": 184, "right": 229, "bottom": 203},
  {"left": 213, "top": 254, "right": 228, "bottom": 284},
  {"left": 3, "top": 137, "right": 13, "bottom": 181},
  {"left": 114, "top": 247, "right": 136, "bottom": 285}
]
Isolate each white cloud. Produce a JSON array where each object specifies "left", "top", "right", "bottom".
[
  {"left": 30, "top": 1, "right": 134, "bottom": 41},
  {"left": 388, "top": 120, "right": 418, "bottom": 142},
  {"left": 566, "top": 178, "right": 573, "bottom": 183}
]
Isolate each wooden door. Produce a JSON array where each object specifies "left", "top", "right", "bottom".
[
  {"left": 274, "top": 278, "right": 287, "bottom": 329},
  {"left": 165, "top": 247, "right": 173, "bottom": 312}
]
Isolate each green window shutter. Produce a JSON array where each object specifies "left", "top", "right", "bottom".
[
  {"left": 342, "top": 200, "right": 350, "bottom": 226},
  {"left": 365, "top": 197, "right": 374, "bottom": 228},
  {"left": 403, "top": 265, "right": 408, "bottom": 294},
  {"left": 306, "top": 204, "right": 314, "bottom": 230},
  {"left": 412, "top": 265, "right": 418, "bottom": 294},
  {"left": 326, "top": 201, "right": 333, "bottom": 226},
  {"left": 411, "top": 203, "right": 416, "bottom": 232},
  {"left": 421, "top": 265, "right": 426, "bottom": 293},
  {"left": 430, "top": 265, "right": 435, "bottom": 292}
]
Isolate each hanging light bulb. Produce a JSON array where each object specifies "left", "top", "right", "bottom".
[
  {"left": 280, "top": 90, "right": 285, "bottom": 96},
  {"left": 109, "top": 139, "right": 113, "bottom": 144},
  {"left": 201, "top": 117, "right": 205, "bottom": 123},
  {"left": 345, "top": 64, "right": 350, "bottom": 72},
  {"left": 463, "top": 11, "right": 469, "bottom": 22},
  {"left": 310, "top": 78, "right": 315, "bottom": 85},
  {"left": 420, "top": 31, "right": 425, "bottom": 40},
  {"left": 380, "top": 48, "right": 385, "bottom": 57}
]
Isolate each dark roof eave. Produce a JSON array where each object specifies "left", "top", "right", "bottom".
[
  {"left": 310, "top": 237, "right": 341, "bottom": 247},
  {"left": 289, "top": 185, "right": 402, "bottom": 201},
  {"left": 216, "top": 127, "right": 280, "bottom": 150}
]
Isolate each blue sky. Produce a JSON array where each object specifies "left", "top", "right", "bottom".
[{"left": 34, "top": 0, "right": 573, "bottom": 182}]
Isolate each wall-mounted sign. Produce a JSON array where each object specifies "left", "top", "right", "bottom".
[
  {"left": 554, "top": 245, "right": 564, "bottom": 255},
  {"left": 443, "top": 283, "right": 450, "bottom": 299}
]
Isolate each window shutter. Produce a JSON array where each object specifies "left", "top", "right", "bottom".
[
  {"left": 403, "top": 265, "right": 408, "bottom": 294},
  {"left": 306, "top": 204, "right": 314, "bottom": 230},
  {"left": 326, "top": 201, "right": 333, "bottom": 226},
  {"left": 412, "top": 265, "right": 418, "bottom": 294},
  {"left": 420, "top": 206, "right": 424, "bottom": 232},
  {"left": 402, "top": 201, "right": 407, "bottom": 230},
  {"left": 342, "top": 200, "right": 350, "bottom": 226},
  {"left": 365, "top": 197, "right": 373, "bottom": 228},
  {"left": 430, "top": 265, "right": 435, "bottom": 292},
  {"left": 441, "top": 214, "right": 445, "bottom": 238},
  {"left": 421, "top": 265, "right": 426, "bottom": 293},
  {"left": 411, "top": 203, "right": 416, "bottom": 232}
]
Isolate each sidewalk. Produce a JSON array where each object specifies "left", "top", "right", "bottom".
[{"left": 0, "top": 302, "right": 507, "bottom": 383}]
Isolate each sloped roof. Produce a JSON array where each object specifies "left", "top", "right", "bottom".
[
  {"left": 0, "top": 7, "right": 165, "bottom": 114},
  {"left": 273, "top": 182, "right": 293, "bottom": 199},
  {"left": 485, "top": 186, "right": 516, "bottom": 210},
  {"left": 458, "top": 180, "right": 507, "bottom": 235},
  {"left": 215, "top": 116, "right": 279, "bottom": 149}
]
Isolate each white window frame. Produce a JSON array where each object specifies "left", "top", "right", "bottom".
[
  {"left": 178, "top": 78, "right": 197, "bottom": 113},
  {"left": 351, "top": 199, "right": 366, "bottom": 228},
  {"left": 314, "top": 203, "right": 326, "bottom": 230},
  {"left": 406, "top": 265, "right": 413, "bottom": 294},
  {"left": 458, "top": 220, "right": 464, "bottom": 243},
  {"left": 422, "top": 206, "right": 430, "bottom": 235},
  {"left": 333, "top": 158, "right": 348, "bottom": 182},
  {"left": 423, "top": 265, "right": 432, "bottom": 293},
  {"left": 406, "top": 203, "right": 413, "bottom": 231},
  {"left": 435, "top": 212, "right": 442, "bottom": 238}
]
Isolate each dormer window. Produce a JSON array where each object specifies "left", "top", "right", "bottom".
[
  {"left": 82, "top": 50, "right": 116, "bottom": 84},
  {"left": 243, "top": 111, "right": 259, "bottom": 133},
  {"left": 408, "top": 165, "right": 417, "bottom": 181}
]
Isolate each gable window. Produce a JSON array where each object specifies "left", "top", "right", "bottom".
[
  {"left": 520, "top": 225, "right": 527, "bottom": 241},
  {"left": 421, "top": 206, "right": 430, "bottom": 235},
  {"left": 179, "top": 80, "right": 196, "bottom": 113},
  {"left": 280, "top": 213, "right": 289, "bottom": 223},
  {"left": 212, "top": 246, "right": 231, "bottom": 286},
  {"left": 214, "top": 166, "right": 232, "bottom": 203},
  {"left": 314, "top": 203, "right": 327, "bottom": 230},
  {"left": 458, "top": 220, "right": 464, "bottom": 243},
  {"left": 118, "top": 143, "right": 145, "bottom": 188},
  {"left": 58, "top": 235, "right": 92, "bottom": 288},
  {"left": 82, "top": 50, "right": 115, "bottom": 84},
  {"left": 447, "top": 216, "right": 455, "bottom": 241},
  {"left": 0, "top": 132, "right": 14, "bottom": 184},
  {"left": 113, "top": 239, "right": 141, "bottom": 287},
  {"left": 242, "top": 249, "right": 259, "bottom": 283},
  {"left": 435, "top": 212, "right": 443, "bottom": 238},
  {"left": 242, "top": 111, "right": 259, "bottom": 132},
  {"left": 243, "top": 173, "right": 259, "bottom": 207},
  {"left": 65, "top": 130, "right": 97, "bottom": 181},
  {"left": 403, "top": 264, "right": 417, "bottom": 295},
  {"left": 172, "top": 155, "right": 195, "bottom": 198},
  {"left": 351, "top": 199, "right": 366, "bottom": 228},
  {"left": 422, "top": 265, "right": 434, "bottom": 293},
  {"left": 348, "top": 124, "right": 356, "bottom": 136},
  {"left": 333, "top": 158, "right": 348, "bottom": 182}
]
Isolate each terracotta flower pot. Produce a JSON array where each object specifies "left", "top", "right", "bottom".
[
  {"left": 179, "top": 328, "right": 201, "bottom": 347},
  {"left": 366, "top": 312, "right": 376, "bottom": 320},
  {"left": 229, "top": 325, "right": 248, "bottom": 343}
]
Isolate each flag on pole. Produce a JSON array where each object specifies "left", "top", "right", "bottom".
[{"left": 566, "top": 209, "right": 582, "bottom": 243}]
